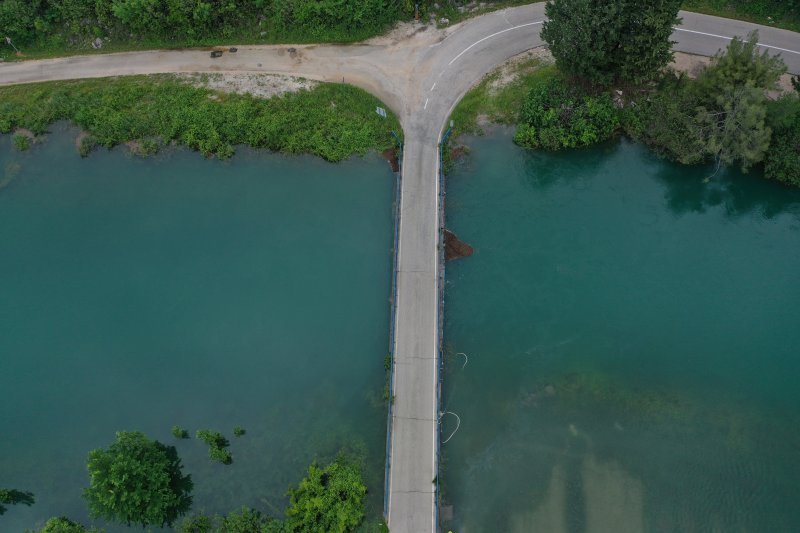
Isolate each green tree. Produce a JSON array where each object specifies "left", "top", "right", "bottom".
[
  {"left": 764, "top": 95, "right": 800, "bottom": 186},
  {"left": 285, "top": 457, "right": 366, "bottom": 533},
  {"left": 0, "top": 488, "right": 35, "bottom": 515},
  {"left": 541, "top": 0, "right": 682, "bottom": 87},
  {"left": 694, "top": 31, "right": 786, "bottom": 173},
  {"left": 84, "top": 431, "right": 193, "bottom": 528}
]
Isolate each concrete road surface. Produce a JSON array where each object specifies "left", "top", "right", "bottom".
[{"left": 2, "top": 4, "right": 798, "bottom": 532}]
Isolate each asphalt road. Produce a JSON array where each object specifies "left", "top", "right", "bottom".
[{"left": 2, "top": 5, "right": 798, "bottom": 532}]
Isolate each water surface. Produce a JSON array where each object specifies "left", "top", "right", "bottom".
[
  {"left": 0, "top": 129, "right": 394, "bottom": 531},
  {"left": 442, "top": 132, "right": 800, "bottom": 532}
]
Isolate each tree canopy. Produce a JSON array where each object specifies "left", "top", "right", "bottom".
[
  {"left": 83, "top": 431, "right": 193, "bottom": 528},
  {"left": 541, "top": 0, "right": 682, "bottom": 86},
  {"left": 285, "top": 457, "right": 366, "bottom": 533},
  {"left": 33, "top": 516, "right": 102, "bottom": 533}
]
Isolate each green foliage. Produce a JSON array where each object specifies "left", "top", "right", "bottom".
[
  {"left": 12, "top": 133, "right": 30, "bottom": 151},
  {"left": 285, "top": 457, "right": 367, "bottom": 533},
  {"left": 179, "top": 513, "right": 214, "bottom": 533},
  {"left": 514, "top": 76, "right": 620, "bottom": 150},
  {"left": 764, "top": 95, "right": 800, "bottom": 186},
  {"left": 179, "top": 508, "right": 287, "bottom": 533},
  {"left": 621, "top": 74, "right": 708, "bottom": 165},
  {"left": 172, "top": 425, "right": 190, "bottom": 439},
  {"left": 541, "top": 0, "right": 682, "bottom": 86},
  {"left": 0, "top": 0, "right": 410, "bottom": 60},
  {"left": 623, "top": 32, "right": 789, "bottom": 175},
  {"left": 682, "top": 0, "right": 800, "bottom": 32},
  {"left": 83, "top": 431, "right": 193, "bottom": 527},
  {"left": 0, "top": 76, "right": 400, "bottom": 161},
  {"left": 34, "top": 516, "right": 101, "bottom": 533},
  {"left": 233, "top": 426, "right": 246, "bottom": 437},
  {"left": 0, "top": 488, "right": 35, "bottom": 515},
  {"left": 196, "top": 429, "right": 232, "bottom": 464}
]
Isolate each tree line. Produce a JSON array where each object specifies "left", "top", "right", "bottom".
[{"left": 0, "top": 0, "right": 408, "bottom": 48}]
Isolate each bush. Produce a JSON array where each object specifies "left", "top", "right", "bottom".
[
  {"left": 34, "top": 517, "right": 101, "bottom": 533},
  {"left": 0, "top": 488, "right": 35, "bottom": 515},
  {"left": 764, "top": 95, "right": 800, "bottom": 186},
  {"left": 84, "top": 431, "right": 193, "bottom": 528},
  {"left": 172, "top": 425, "right": 190, "bottom": 439},
  {"left": 196, "top": 429, "right": 232, "bottom": 465},
  {"left": 514, "top": 77, "right": 619, "bottom": 150},
  {"left": 285, "top": 457, "right": 367, "bottom": 533},
  {"left": 12, "top": 134, "right": 30, "bottom": 151}
]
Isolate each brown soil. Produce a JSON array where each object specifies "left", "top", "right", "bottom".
[
  {"left": 383, "top": 148, "right": 400, "bottom": 172},
  {"left": 444, "top": 229, "right": 474, "bottom": 261},
  {"left": 13, "top": 128, "right": 35, "bottom": 140}
]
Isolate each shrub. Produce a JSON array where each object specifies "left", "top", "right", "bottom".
[
  {"left": 0, "top": 488, "right": 35, "bottom": 515},
  {"left": 285, "top": 457, "right": 366, "bottom": 533},
  {"left": 514, "top": 77, "right": 619, "bottom": 150},
  {"left": 764, "top": 95, "right": 800, "bottom": 186},
  {"left": 84, "top": 431, "right": 193, "bottom": 528},
  {"left": 196, "top": 429, "right": 232, "bottom": 465},
  {"left": 233, "top": 426, "right": 246, "bottom": 437},
  {"left": 172, "top": 425, "right": 190, "bottom": 439},
  {"left": 35, "top": 516, "right": 100, "bottom": 533},
  {"left": 12, "top": 134, "right": 30, "bottom": 151}
]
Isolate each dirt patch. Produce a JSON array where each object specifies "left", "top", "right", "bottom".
[
  {"left": 382, "top": 148, "right": 400, "bottom": 172},
  {"left": 487, "top": 47, "right": 554, "bottom": 94},
  {"left": 178, "top": 73, "right": 317, "bottom": 99},
  {"left": 444, "top": 229, "right": 474, "bottom": 261}
]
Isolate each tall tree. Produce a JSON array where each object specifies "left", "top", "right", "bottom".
[
  {"left": 84, "top": 431, "right": 193, "bottom": 528},
  {"left": 541, "top": 0, "right": 682, "bottom": 87}
]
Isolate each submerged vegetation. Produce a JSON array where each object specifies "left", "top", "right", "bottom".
[
  {"left": 196, "top": 429, "right": 233, "bottom": 465},
  {"left": 0, "top": 75, "right": 401, "bottom": 162}
]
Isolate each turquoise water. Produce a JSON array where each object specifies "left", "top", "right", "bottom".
[
  {"left": 442, "top": 132, "right": 800, "bottom": 532},
  {"left": 0, "top": 128, "right": 394, "bottom": 531}
]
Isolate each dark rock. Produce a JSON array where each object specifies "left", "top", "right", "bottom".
[{"left": 444, "top": 229, "right": 473, "bottom": 261}]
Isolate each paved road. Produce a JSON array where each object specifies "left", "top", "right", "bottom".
[{"left": 2, "top": 5, "right": 798, "bottom": 532}]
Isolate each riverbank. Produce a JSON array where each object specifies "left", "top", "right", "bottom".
[
  {"left": 448, "top": 45, "right": 800, "bottom": 187},
  {"left": 0, "top": 74, "right": 401, "bottom": 162}
]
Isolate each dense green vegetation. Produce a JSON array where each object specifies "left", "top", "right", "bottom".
[
  {"left": 624, "top": 32, "right": 787, "bottom": 175},
  {"left": 285, "top": 457, "right": 367, "bottom": 532},
  {"left": 682, "top": 0, "right": 800, "bottom": 32},
  {"left": 84, "top": 431, "right": 193, "bottom": 528},
  {"left": 764, "top": 94, "right": 800, "bottom": 186},
  {"left": 0, "top": 0, "right": 410, "bottom": 60},
  {"left": 514, "top": 75, "right": 619, "bottom": 149},
  {"left": 30, "top": 517, "right": 100, "bottom": 533},
  {"left": 0, "top": 76, "right": 400, "bottom": 161},
  {"left": 0, "top": 488, "right": 35, "bottom": 515},
  {"left": 542, "top": 0, "right": 682, "bottom": 87}
]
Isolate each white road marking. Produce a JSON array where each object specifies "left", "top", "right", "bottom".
[
  {"left": 675, "top": 27, "right": 800, "bottom": 55},
  {"left": 430, "top": 81, "right": 437, "bottom": 91},
  {"left": 448, "top": 21, "right": 543, "bottom": 66},
  {"left": 424, "top": 97, "right": 429, "bottom": 109}
]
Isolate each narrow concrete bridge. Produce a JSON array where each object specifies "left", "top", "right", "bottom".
[{"left": 2, "top": 5, "right": 798, "bottom": 531}]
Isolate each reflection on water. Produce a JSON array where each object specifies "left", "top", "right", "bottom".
[
  {"left": 442, "top": 133, "right": 800, "bottom": 532},
  {"left": 0, "top": 128, "right": 393, "bottom": 531}
]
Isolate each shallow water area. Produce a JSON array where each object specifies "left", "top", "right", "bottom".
[
  {"left": 442, "top": 132, "right": 800, "bottom": 532},
  {"left": 0, "top": 127, "right": 393, "bottom": 531}
]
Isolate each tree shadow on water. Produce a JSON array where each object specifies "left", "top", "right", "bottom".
[{"left": 653, "top": 161, "right": 800, "bottom": 220}]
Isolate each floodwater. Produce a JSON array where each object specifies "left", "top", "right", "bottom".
[
  {"left": 442, "top": 132, "right": 800, "bottom": 532},
  {"left": 0, "top": 128, "right": 394, "bottom": 531}
]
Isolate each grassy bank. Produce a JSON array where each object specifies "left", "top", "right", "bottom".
[
  {"left": 682, "top": 0, "right": 800, "bottom": 32},
  {"left": 0, "top": 76, "right": 401, "bottom": 162},
  {"left": 449, "top": 51, "right": 557, "bottom": 138}
]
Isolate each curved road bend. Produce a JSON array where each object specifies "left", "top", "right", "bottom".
[{"left": 1, "top": 5, "right": 798, "bottom": 532}]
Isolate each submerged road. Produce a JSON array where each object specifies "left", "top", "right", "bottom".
[{"left": 2, "top": 5, "right": 798, "bottom": 532}]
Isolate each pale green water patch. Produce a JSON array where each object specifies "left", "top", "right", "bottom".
[
  {"left": 442, "top": 132, "right": 800, "bottom": 532},
  {"left": 0, "top": 128, "right": 394, "bottom": 531}
]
